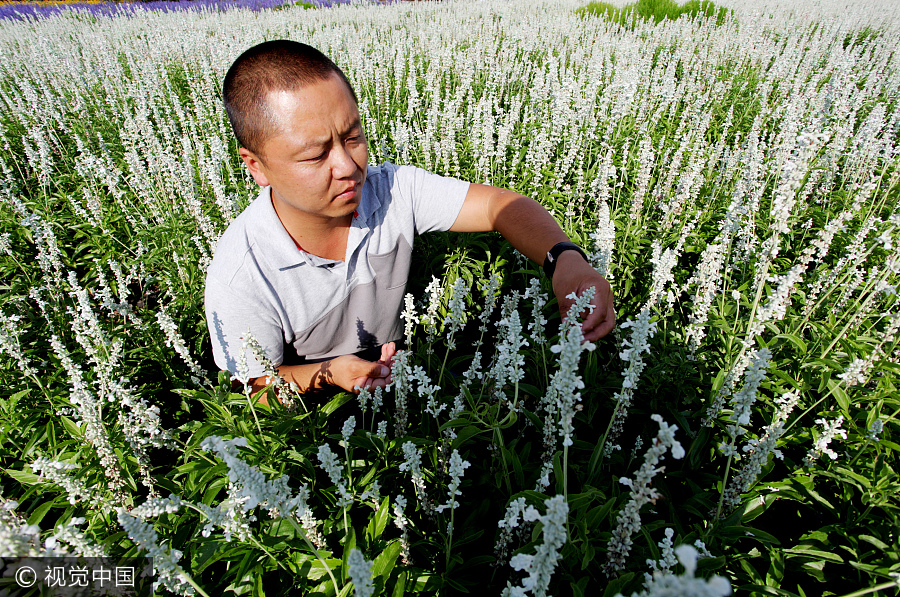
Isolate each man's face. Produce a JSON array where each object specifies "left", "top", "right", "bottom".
[{"left": 239, "top": 74, "right": 368, "bottom": 222}]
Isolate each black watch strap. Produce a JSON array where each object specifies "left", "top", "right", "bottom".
[{"left": 543, "top": 242, "right": 588, "bottom": 279}]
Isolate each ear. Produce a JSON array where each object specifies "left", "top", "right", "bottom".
[{"left": 238, "top": 147, "right": 271, "bottom": 187}]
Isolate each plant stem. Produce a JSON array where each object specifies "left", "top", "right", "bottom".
[
  {"left": 713, "top": 437, "right": 736, "bottom": 522},
  {"left": 438, "top": 332, "right": 453, "bottom": 390},
  {"left": 343, "top": 506, "right": 349, "bottom": 547},
  {"left": 445, "top": 499, "right": 457, "bottom": 568},
  {"left": 494, "top": 378, "right": 520, "bottom": 428},
  {"left": 493, "top": 425, "right": 512, "bottom": 494},
  {"left": 847, "top": 405, "right": 900, "bottom": 469},
  {"left": 563, "top": 442, "right": 571, "bottom": 540},
  {"left": 180, "top": 570, "right": 213, "bottom": 597},
  {"left": 846, "top": 437, "right": 872, "bottom": 467},
  {"left": 287, "top": 517, "right": 341, "bottom": 596},
  {"left": 243, "top": 386, "right": 263, "bottom": 437},
  {"left": 836, "top": 580, "right": 900, "bottom": 597},
  {"left": 248, "top": 534, "right": 289, "bottom": 572},
  {"left": 818, "top": 277, "right": 885, "bottom": 360},
  {"left": 591, "top": 397, "right": 621, "bottom": 479},
  {"left": 783, "top": 383, "right": 838, "bottom": 435}
]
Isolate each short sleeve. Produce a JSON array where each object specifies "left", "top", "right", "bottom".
[
  {"left": 392, "top": 165, "right": 469, "bottom": 235},
  {"left": 205, "top": 273, "right": 284, "bottom": 379}
]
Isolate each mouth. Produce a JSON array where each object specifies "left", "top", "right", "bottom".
[{"left": 335, "top": 183, "right": 360, "bottom": 203}]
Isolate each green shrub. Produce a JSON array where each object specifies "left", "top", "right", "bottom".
[
  {"left": 574, "top": 0, "right": 619, "bottom": 20},
  {"left": 681, "top": 0, "right": 731, "bottom": 25},
  {"left": 577, "top": 0, "right": 733, "bottom": 28},
  {"left": 843, "top": 25, "right": 883, "bottom": 50},
  {"left": 274, "top": 0, "right": 316, "bottom": 10}
]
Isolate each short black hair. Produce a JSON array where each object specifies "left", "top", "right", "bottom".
[{"left": 223, "top": 40, "right": 357, "bottom": 155}]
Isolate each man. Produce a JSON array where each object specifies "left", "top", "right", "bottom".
[{"left": 205, "top": 40, "right": 614, "bottom": 399}]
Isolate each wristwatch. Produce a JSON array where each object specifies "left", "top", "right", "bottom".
[{"left": 543, "top": 242, "right": 588, "bottom": 279}]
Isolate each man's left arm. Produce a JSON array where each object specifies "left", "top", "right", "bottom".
[{"left": 449, "top": 183, "right": 615, "bottom": 341}]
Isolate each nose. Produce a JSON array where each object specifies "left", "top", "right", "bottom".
[{"left": 330, "top": 141, "right": 360, "bottom": 179}]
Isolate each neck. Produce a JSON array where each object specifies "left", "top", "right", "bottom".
[{"left": 271, "top": 194, "right": 351, "bottom": 261}]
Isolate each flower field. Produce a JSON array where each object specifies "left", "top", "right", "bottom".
[{"left": 1, "top": 0, "right": 899, "bottom": 595}]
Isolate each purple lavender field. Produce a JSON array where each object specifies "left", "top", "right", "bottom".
[{"left": 0, "top": 0, "right": 357, "bottom": 21}]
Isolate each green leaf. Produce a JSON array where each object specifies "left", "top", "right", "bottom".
[
  {"left": 9, "top": 389, "right": 29, "bottom": 401},
  {"left": 437, "top": 417, "right": 470, "bottom": 432},
  {"left": 827, "top": 378, "right": 851, "bottom": 416},
  {"left": 782, "top": 546, "right": 844, "bottom": 563},
  {"left": 175, "top": 459, "right": 212, "bottom": 475},
  {"left": 309, "top": 556, "right": 342, "bottom": 581},
  {"left": 450, "top": 426, "right": 486, "bottom": 450},
  {"left": 6, "top": 468, "right": 42, "bottom": 486},
  {"left": 696, "top": 555, "right": 727, "bottom": 572},
  {"left": 737, "top": 584, "right": 802, "bottom": 597},
  {"left": 408, "top": 572, "right": 439, "bottom": 592},
  {"left": 254, "top": 571, "right": 265, "bottom": 597},
  {"left": 61, "top": 416, "right": 84, "bottom": 440},
  {"left": 452, "top": 528, "right": 484, "bottom": 548},
  {"left": 778, "top": 477, "right": 836, "bottom": 511},
  {"left": 717, "top": 525, "right": 780, "bottom": 545},
  {"left": 766, "top": 548, "right": 785, "bottom": 586},
  {"left": 27, "top": 500, "right": 55, "bottom": 526},
  {"left": 580, "top": 543, "right": 596, "bottom": 571},
  {"left": 372, "top": 539, "right": 400, "bottom": 582},
  {"left": 816, "top": 369, "right": 832, "bottom": 394},
  {"left": 517, "top": 382, "right": 542, "bottom": 398},
  {"left": 570, "top": 576, "right": 589, "bottom": 597},
  {"left": 444, "top": 576, "right": 470, "bottom": 593},
  {"left": 202, "top": 477, "right": 228, "bottom": 505},
  {"left": 602, "top": 572, "right": 635, "bottom": 597},
  {"left": 687, "top": 427, "right": 713, "bottom": 470},
  {"left": 858, "top": 534, "right": 890, "bottom": 550},
  {"left": 366, "top": 496, "right": 391, "bottom": 544},
  {"left": 586, "top": 497, "right": 616, "bottom": 527},
  {"left": 503, "top": 443, "right": 525, "bottom": 487},
  {"left": 343, "top": 526, "right": 357, "bottom": 576},
  {"left": 392, "top": 571, "right": 407, "bottom": 597},
  {"left": 776, "top": 332, "right": 807, "bottom": 353},
  {"left": 321, "top": 392, "right": 354, "bottom": 416}
]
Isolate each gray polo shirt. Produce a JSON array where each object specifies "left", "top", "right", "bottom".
[{"left": 205, "top": 162, "right": 469, "bottom": 379}]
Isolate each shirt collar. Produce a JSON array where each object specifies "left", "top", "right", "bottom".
[
  {"left": 353, "top": 173, "right": 382, "bottom": 227},
  {"left": 250, "top": 179, "right": 382, "bottom": 271}
]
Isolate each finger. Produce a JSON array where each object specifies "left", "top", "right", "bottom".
[
  {"left": 385, "top": 348, "right": 397, "bottom": 363},
  {"left": 360, "top": 376, "right": 389, "bottom": 390},
  {"left": 584, "top": 299, "right": 616, "bottom": 342},
  {"left": 584, "top": 316, "right": 613, "bottom": 342},
  {"left": 351, "top": 360, "right": 389, "bottom": 384},
  {"left": 557, "top": 294, "right": 573, "bottom": 322},
  {"left": 580, "top": 295, "right": 604, "bottom": 332},
  {"left": 580, "top": 284, "right": 610, "bottom": 332},
  {"left": 603, "top": 299, "right": 616, "bottom": 335}
]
